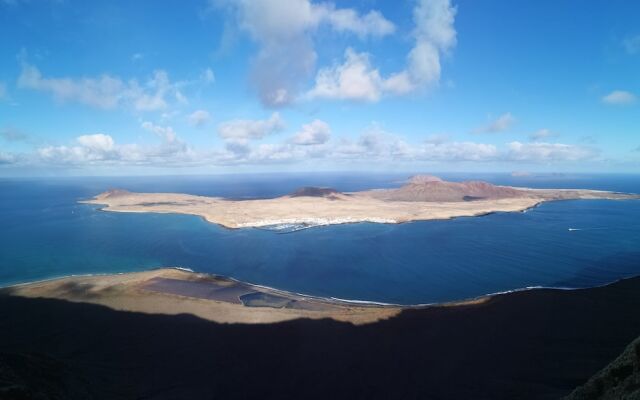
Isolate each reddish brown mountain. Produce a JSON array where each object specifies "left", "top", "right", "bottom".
[
  {"left": 95, "top": 189, "right": 131, "bottom": 200},
  {"left": 367, "top": 175, "right": 524, "bottom": 202}
]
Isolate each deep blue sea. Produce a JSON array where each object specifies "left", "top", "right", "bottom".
[{"left": 1, "top": 173, "right": 639, "bottom": 305}]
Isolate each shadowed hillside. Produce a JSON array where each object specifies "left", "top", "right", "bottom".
[
  {"left": 2, "top": 276, "right": 640, "bottom": 399},
  {"left": 289, "top": 187, "right": 342, "bottom": 199},
  {"left": 565, "top": 336, "right": 640, "bottom": 399}
]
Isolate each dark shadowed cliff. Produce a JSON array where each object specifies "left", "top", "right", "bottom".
[
  {"left": 2, "top": 276, "right": 640, "bottom": 399},
  {"left": 565, "top": 336, "right": 640, "bottom": 400}
]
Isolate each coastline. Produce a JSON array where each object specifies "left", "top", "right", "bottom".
[
  {"left": 1, "top": 268, "right": 402, "bottom": 325},
  {"left": 6, "top": 266, "right": 640, "bottom": 323},
  {"left": 85, "top": 198, "right": 547, "bottom": 230},
  {"left": 80, "top": 177, "right": 639, "bottom": 230},
  {"left": 81, "top": 196, "right": 549, "bottom": 229}
]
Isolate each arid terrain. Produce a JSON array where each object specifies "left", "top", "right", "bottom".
[
  {"left": 81, "top": 175, "right": 639, "bottom": 229},
  {"left": 5, "top": 269, "right": 399, "bottom": 325}
]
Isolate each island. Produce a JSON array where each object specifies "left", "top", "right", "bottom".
[{"left": 81, "top": 175, "right": 639, "bottom": 229}]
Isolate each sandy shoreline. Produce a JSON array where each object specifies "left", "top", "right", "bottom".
[
  {"left": 6, "top": 267, "right": 635, "bottom": 327},
  {"left": 2, "top": 268, "right": 402, "bottom": 325}
]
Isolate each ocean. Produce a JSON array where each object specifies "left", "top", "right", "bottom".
[{"left": 1, "top": 173, "right": 639, "bottom": 305}]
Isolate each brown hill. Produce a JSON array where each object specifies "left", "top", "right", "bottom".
[
  {"left": 407, "top": 175, "right": 445, "bottom": 184},
  {"left": 94, "top": 189, "right": 131, "bottom": 200},
  {"left": 367, "top": 175, "right": 524, "bottom": 202},
  {"left": 289, "top": 187, "right": 342, "bottom": 199}
]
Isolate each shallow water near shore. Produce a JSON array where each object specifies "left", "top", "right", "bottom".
[{"left": 1, "top": 173, "right": 640, "bottom": 305}]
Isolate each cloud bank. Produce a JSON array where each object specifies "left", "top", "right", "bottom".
[
  {"left": 224, "top": 0, "right": 395, "bottom": 107},
  {"left": 291, "top": 119, "right": 331, "bottom": 145},
  {"left": 217, "top": 113, "right": 285, "bottom": 140},
  {"left": 6, "top": 123, "right": 597, "bottom": 170},
  {"left": 307, "top": 0, "right": 457, "bottom": 102},
  {"left": 18, "top": 57, "right": 188, "bottom": 112}
]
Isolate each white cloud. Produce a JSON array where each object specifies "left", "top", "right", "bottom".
[
  {"left": 38, "top": 135, "right": 117, "bottom": 164},
  {"left": 419, "top": 141, "right": 498, "bottom": 161},
  {"left": 424, "top": 133, "right": 449, "bottom": 144},
  {"left": 225, "top": 0, "right": 394, "bottom": 106},
  {"left": 382, "top": 71, "right": 415, "bottom": 95},
  {"left": 0, "top": 127, "right": 29, "bottom": 142},
  {"left": 250, "top": 143, "right": 302, "bottom": 163},
  {"left": 529, "top": 128, "right": 557, "bottom": 142},
  {"left": 413, "top": 0, "right": 457, "bottom": 53},
  {"left": 0, "top": 151, "right": 16, "bottom": 164},
  {"left": 18, "top": 62, "right": 125, "bottom": 109},
  {"left": 475, "top": 113, "right": 516, "bottom": 133},
  {"left": 131, "top": 53, "right": 144, "bottom": 62},
  {"left": 214, "top": 142, "right": 303, "bottom": 166},
  {"left": 339, "top": 128, "right": 497, "bottom": 162},
  {"left": 23, "top": 135, "right": 601, "bottom": 169},
  {"left": 307, "top": 48, "right": 384, "bottom": 101},
  {"left": 291, "top": 119, "right": 331, "bottom": 145},
  {"left": 357, "top": 128, "right": 398, "bottom": 153},
  {"left": 218, "top": 112, "right": 285, "bottom": 140},
  {"left": 507, "top": 141, "right": 597, "bottom": 162},
  {"left": 231, "top": 0, "right": 395, "bottom": 44},
  {"left": 36, "top": 132, "right": 196, "bottom": 166},
  {"left": 18, "top": 58, "right": 187, "bottom": 111},
  {"left": 325, "top": 8, "right": 395, "bottom": 38},
  {"left": 201, "top": 68, "right": 215, "bottom": 84},
  {"left": 13, "top": 120, "right": 602, "bottom": 169},
  {"left": 623, "top": 35, "right": 640, "bottom": 55},
  {"left": 188, "top": 110, "right": 211, "bottom": 127},
  {"left": 224, "top": 138, "right": 252, "bottom": 155},
  {"left": 405, "top": 0, "right": 457, "bottom": 87},
  {"left": 76, "top": 133, "right": 115, "bottom": 152},
  {"left": 131, "top": 70, "right": 187, "bottom": 111},
  {"left": 331, "top": 130, "right": 498, "bottom": 162},
  {"left": 602, "top": 90, "right": 636, "bottom": 105},
  {"left": 307, "top": 0, "right": 457, "bottom": 102},
  {"left": 141, "top": 121, "right": 178, "bottom": 143}
]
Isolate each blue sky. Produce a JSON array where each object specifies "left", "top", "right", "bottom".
[{"left": 0, "top": 0, "right": 639, "bottom": 176}]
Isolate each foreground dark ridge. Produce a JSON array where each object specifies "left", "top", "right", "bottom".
[
  {"left": 2, "top": 276, "right": 640, "bottom": 399},
  {"left": 565, "top": 336, "right": 640, "bottom": 399}
]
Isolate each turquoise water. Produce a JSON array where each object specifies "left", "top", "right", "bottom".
[{"left": 1, "top": 173, "right": 639, "bottom": 304}]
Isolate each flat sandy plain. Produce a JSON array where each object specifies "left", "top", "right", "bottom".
[{"left": 81, "top": 176, "right": 639, "bottom": 229}]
